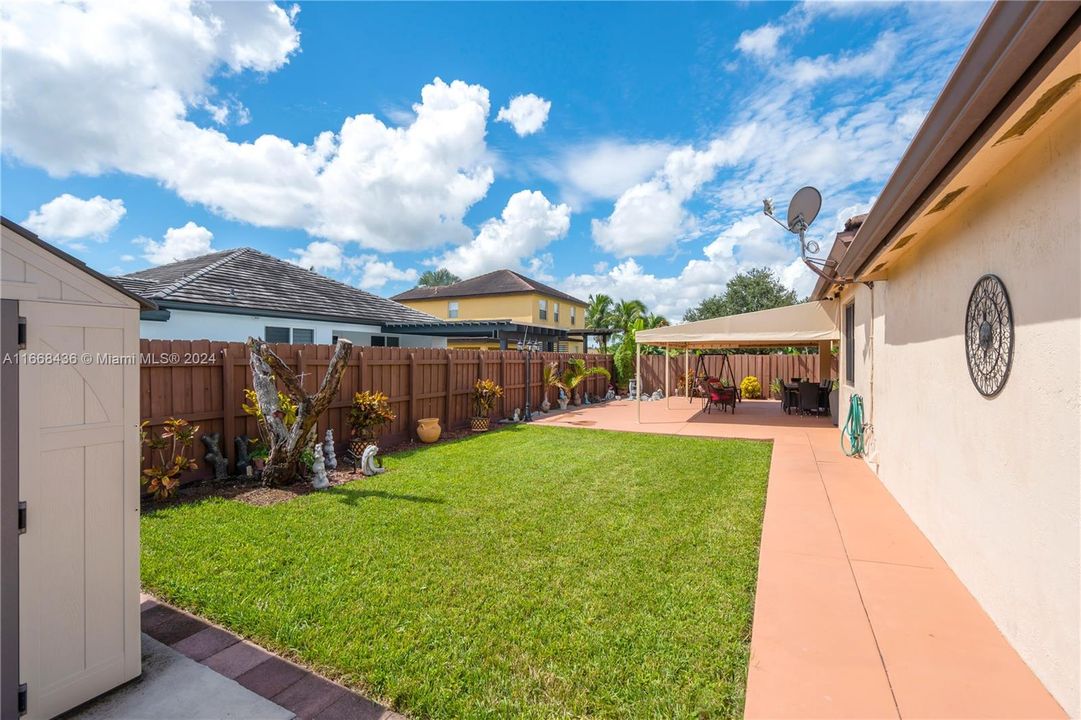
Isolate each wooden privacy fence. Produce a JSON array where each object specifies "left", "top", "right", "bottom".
[
  {"left": 140, "top": 339, "right": 613, "bottom": 479},
  {"left": 636, "top": 352, "right": 839, "bottom": 396}
]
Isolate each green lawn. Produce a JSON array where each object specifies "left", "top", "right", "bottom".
[{"left": 142, "top": 425, "right": 770, "bottom": 719}]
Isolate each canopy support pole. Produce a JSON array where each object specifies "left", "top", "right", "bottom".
[
  {"left": 685, "top": 347, "right": 690, "bottom": 404},
  {"left": 665, "top": 344, "right": 670, "bottom": 409},
  {"left": 636, "top": 342, "right": 641, "bottom": 424},
  {"left": 818, "top": 340, "right": 832, "bottom": 381}
]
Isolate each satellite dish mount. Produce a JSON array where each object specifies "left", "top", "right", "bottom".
[{"left": 762, "top": 186, "right": 840, "bottom": 284}]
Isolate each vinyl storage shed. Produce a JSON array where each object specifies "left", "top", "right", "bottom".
[{"left": 1, "top": 218, "right": 152, "bottom": 719}]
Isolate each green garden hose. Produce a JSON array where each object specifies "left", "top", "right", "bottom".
[{"left": 842, "top": 394, "right": 865, "bottom": 457}]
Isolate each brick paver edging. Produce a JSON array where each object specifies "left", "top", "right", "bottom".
[{"left": 141, "top": 594, "right": 405, "bottom": 720}]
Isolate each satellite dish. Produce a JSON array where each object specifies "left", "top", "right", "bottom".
[{"left": 786, "top": 186, "right": 822, "bottom": 232}]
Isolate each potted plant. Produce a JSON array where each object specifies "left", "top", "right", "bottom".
[
  {"left": 554, "top": 358, "right": 611, "bottom": 408},
  {"left": 830, "top": 379, "right": 840, "bottom": 426},
  {"left": 541, "top": 361, "right": 557, "bottom": 412},
  {"left": 471, "top": 378, "right": 503, "bottom": 431},
  {"left": 249, "top": 440, "right": 268, "bottom": 473},
  {"left": 349, "top": 390, "right": 396, "bottom": 455},
  {"left": 139, "top": 418, "right": 199, "bottom": 500},
  {"left": 769, "top": 378, "right": 783, "bottom": 400}
]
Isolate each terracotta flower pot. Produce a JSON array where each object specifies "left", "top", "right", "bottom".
[
  {"left": 470, "top": 416, "right": 490, "bottom": 432},
  {"left": 417, "top": 417, "right": 442, "bottom": 443}
]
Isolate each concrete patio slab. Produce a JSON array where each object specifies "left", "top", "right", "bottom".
[
  {"left": 536, "top": 398, "right": 1065, "bottom": 718},
  {"left": 62, "top": 634, "right": 294, "bottom": 720}
]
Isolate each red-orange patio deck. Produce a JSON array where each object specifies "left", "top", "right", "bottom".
[{"left": 537, "top": 399, "right": 1064, "bottom": 718}]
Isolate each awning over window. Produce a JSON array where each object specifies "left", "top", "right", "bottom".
[{"left": 634, "top": 300, "right": 839, "bottom": 349}]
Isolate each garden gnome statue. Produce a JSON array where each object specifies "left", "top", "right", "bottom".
[
  {"left": 604, "top": 387, "right": 616, "bottom": 401},
  {"left": 323, "top": 429, "right": 337, "bottom": 471},
  {"left": 310, "top": 442, "right": 330, "bottom": 489},
  {"left": 202, "top": 432, "right": 228, "bottom": 480},
  {"left": 361, "top": 445, "right": 385, "bottom": 476},
  {"left": 234, "top": 435, "right": 251, "bottom": 476}
]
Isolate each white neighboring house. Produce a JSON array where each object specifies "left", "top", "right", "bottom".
[{"left": 113, "top": 248, "right": 449, "bottom": 347}]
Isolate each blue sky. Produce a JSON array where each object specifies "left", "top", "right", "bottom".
[{"left": 1, "top": 1, "right": 988, "bottom": 318}]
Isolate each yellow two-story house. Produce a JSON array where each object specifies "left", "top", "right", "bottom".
[{"left": 391, "top": 270, "right": 589, "bottom": 352}]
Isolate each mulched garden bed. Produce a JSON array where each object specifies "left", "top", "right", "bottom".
[{"left": 142, "top": 422, "right": 510, "bottom": 510}]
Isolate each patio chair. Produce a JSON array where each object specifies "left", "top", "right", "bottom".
[
  {"left": 701, "top": 378, "right": 736, "bottom": 414},
  {"left": 798, "top": 381, "right": 820, "bottom": 415},
  {"left": 782, "top": 381, "right": 799, "bottom": 415}
]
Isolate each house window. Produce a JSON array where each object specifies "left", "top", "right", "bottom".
[
  {"left": 554, "top": 302, "right": 560, "bottom": 322},
  {"left": 448, "top": 301, "right": 459, "bottom": 319},
  {"left": 292, "top": 328, "right": 314, "bottom": 344},
  {"left": 265, "top": 326, "right": 290, "bottom": 343},
  {"left": 844, "top": 302, "right": 856, "bottom": 385},
  {"left": 371, "top": 335, "right": 400, "bottom": 348},
  {"left": 571, "top": 306, "right": 576, "bottom": 325},
  {"left": 538, "top": 299, "right": 548, "bottom": 320}
]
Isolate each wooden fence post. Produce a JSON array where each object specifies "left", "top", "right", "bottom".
[
  {"left": 221, "top": 346, "right": 237, "bottom": 472},
  {"left": 500, "top": 353, "right": 507, "bottom": 418},
  {"left": 408, "top": 352, "right": 417, "bottom": 439},
  {"left": 445, "top": 351, "right": 454, "bottom": 428}
]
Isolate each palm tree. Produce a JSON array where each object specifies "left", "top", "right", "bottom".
[
  {"left": 642, "top": 312, "right": 669, "bottom": 329},
  {"left": 585, "top": 293, "right": 614, "bottom": 352},
  {"left": 554, "top": 358, "right": 611, "bottom": 406},
  {"left": 610, "top": 299, "right": 647, "bottom": 335},
  {"left": 417, "top": 268, "right": 461, "bottom": 287}
]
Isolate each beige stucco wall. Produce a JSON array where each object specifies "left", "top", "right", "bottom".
[{"left": 840, "top": 101, "right": 1080, "bottom": 713}]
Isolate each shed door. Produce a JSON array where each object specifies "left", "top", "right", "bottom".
[{"left": 18, "top": 300, "right": 140, "bottom": 719}]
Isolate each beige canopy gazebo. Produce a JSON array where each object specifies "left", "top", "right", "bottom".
[{"left": 632, "top": 300, "right": 840, "bottom": 420}]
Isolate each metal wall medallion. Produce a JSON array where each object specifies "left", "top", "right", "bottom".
[{"left": 965, "top": 274, "right": 1013, "bottom": 397}]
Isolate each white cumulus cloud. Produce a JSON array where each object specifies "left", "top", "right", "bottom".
[
  {"left": 0, "top": 2, "right": 495, "bottom": 251},
  {"left": 430, "top": 190, "right": 570, "bottom": 278},
  {"left": 21, "top": 193, "right": 126, "bottom": 242},
  {"left": 135, "top": 222, "right": 215, "bottom": 265},
  {"left": 496, "top": 93, "right": 551, "bottom": 136},
  {"left": 736, "top": 24, "right": 783, "bottom": 59},
  {"left": 536, "top": 139, "right": 674, "bottom": 207},
  {"left": 591, "top": 126, "right": 754, "bottom": 257},
  {"left": 290, "top": 241, "right": 344, "bottom": 272},
  {"left": 347, "top": 256, "right": 419, "bottom": 291}
]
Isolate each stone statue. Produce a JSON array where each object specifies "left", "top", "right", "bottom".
[
  {"left": 652, "top": 389, "right": 664, "bottom": 400},
  {"left": 235, "top": 435, "right": 252, "bottom": 477},
  {"left": 323, "top": 429, "right": 337, "bottom": 471},
  {"left": 604, "top": 388, "right": 616, "bottom": 401},
  {"left": 583, "top": 392, "right": 591, "bottom": 405},
  {"left": 513, "top": 408, "right": 521, "bottom": 422},
  {"left": 202, "top": 432, "right": 228, "bottom": 480},
  {"left": 310, "top": 442, "right": 330, "bottom": 489},
  {"left": 361, "top": 445, "right": 385, "bottom": 476}
]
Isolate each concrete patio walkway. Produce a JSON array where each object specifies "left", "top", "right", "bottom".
[{"left": 537, "top": 398, "right": 1064, "bottom": 718}]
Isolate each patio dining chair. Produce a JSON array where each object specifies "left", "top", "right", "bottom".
[{"left": 798, "top": 381, "right": 820, "bottom": 416}]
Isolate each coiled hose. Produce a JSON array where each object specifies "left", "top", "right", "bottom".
[{"left": 842, "top": 393, "right": 865, "bottom": 457}]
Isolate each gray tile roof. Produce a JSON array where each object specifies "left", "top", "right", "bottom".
[
  {"left": 391, "top": 269, "right": 585, "bottom": 305},
  {"left": 114, "top": 248, "right": 439, "bottom": 326}
]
